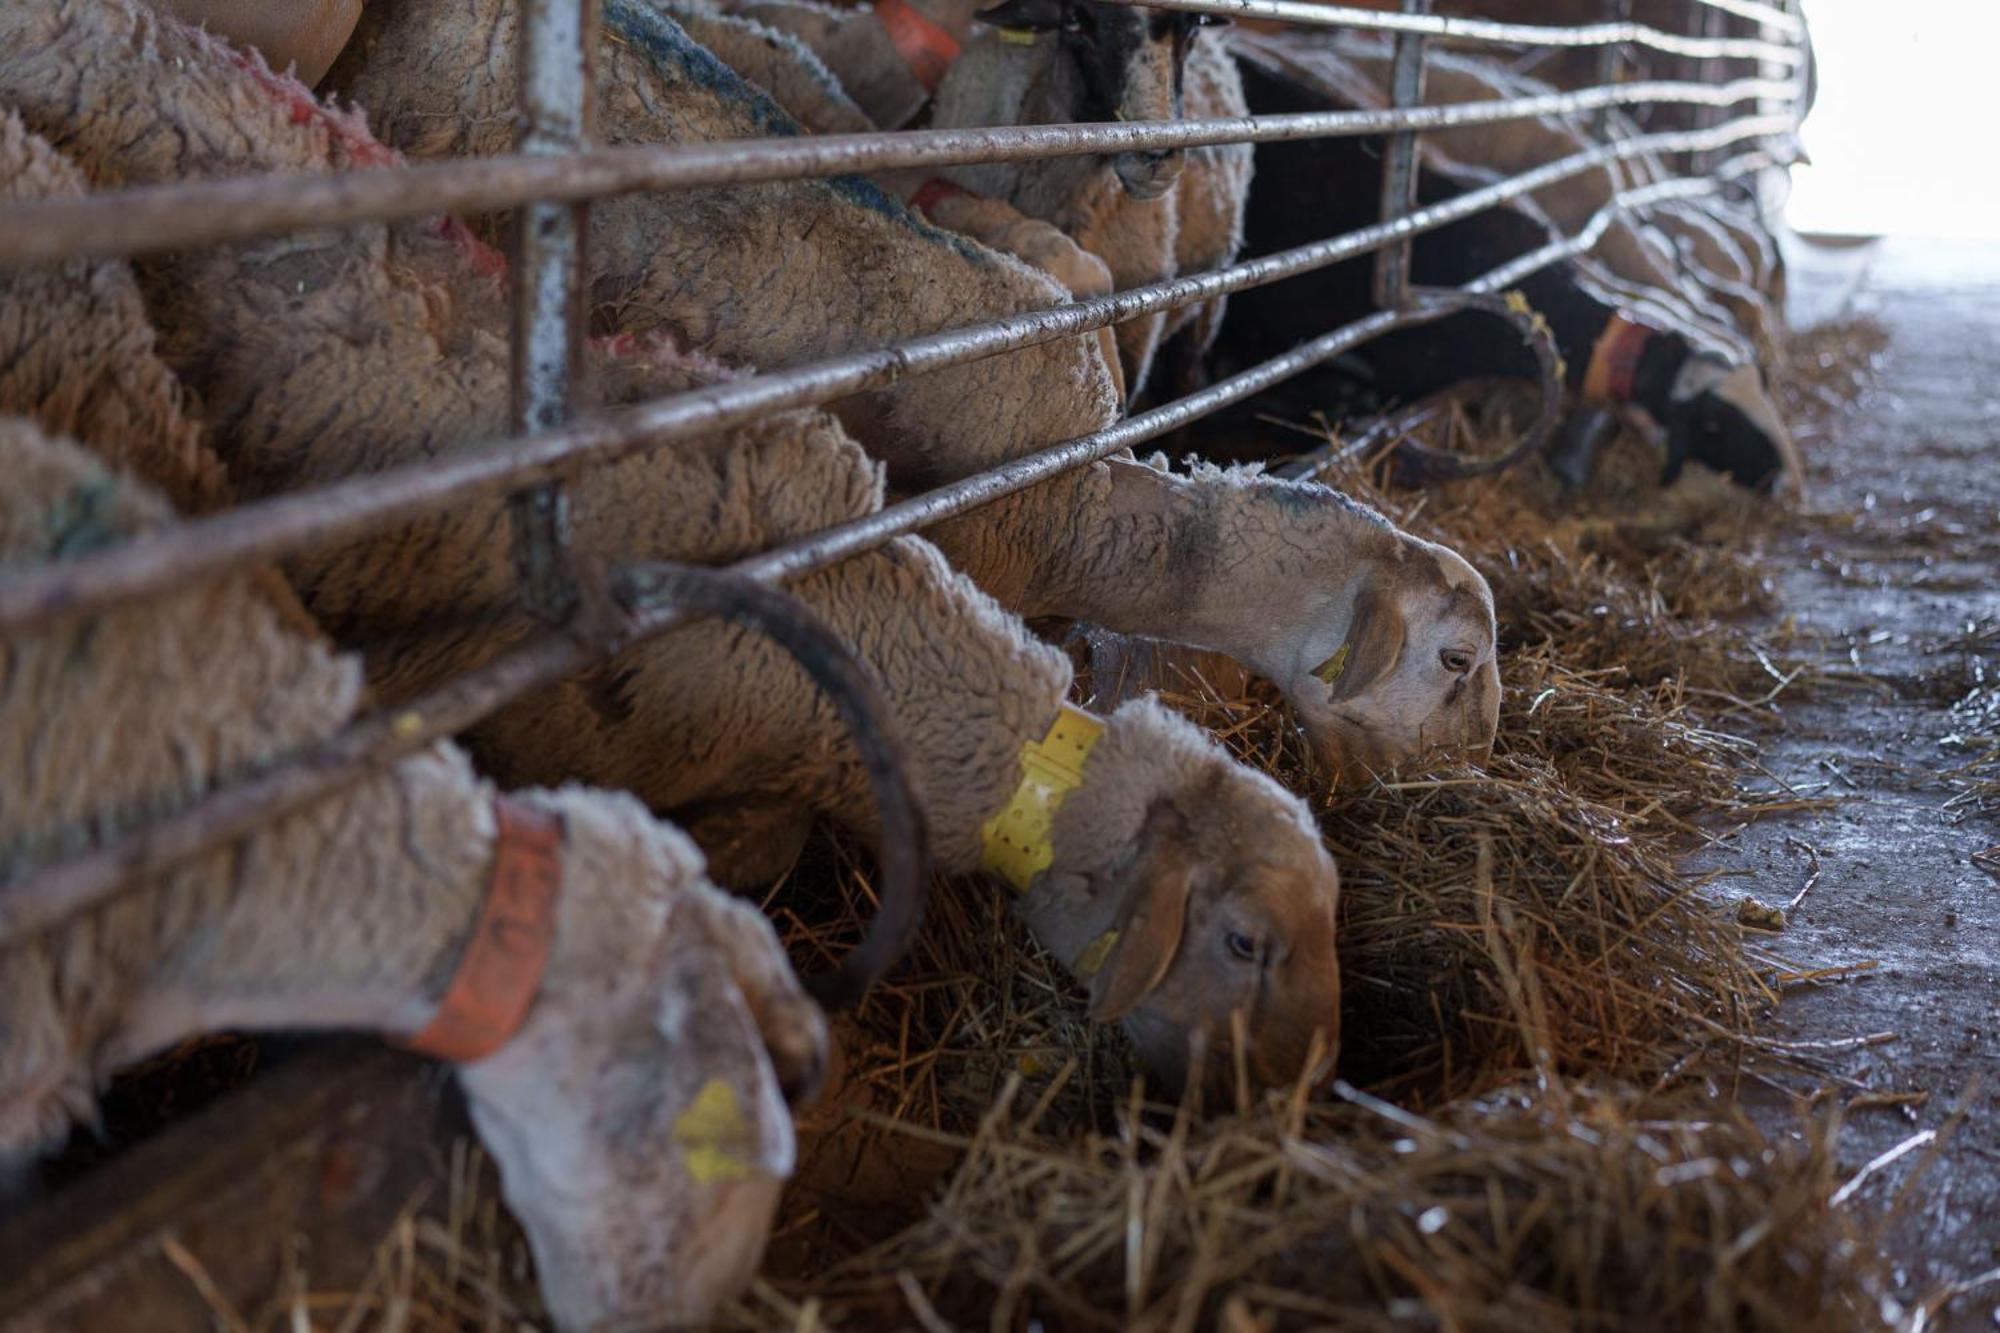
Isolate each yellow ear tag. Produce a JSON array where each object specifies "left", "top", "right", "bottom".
[
  {"left": 673, "top": 1078, "right": 759, "bottom": 1184},
  {"left": 999, "top": 26, "right": 1039, "bottom": 43},
  {"left": 1073, "top": 929, "right": 1119, "bottom": 978},
  {"left": 1310, "top": 641, "right": 1352, "bottom": 687},
  {"left": 981, "top": 704, "right": 1106, "bottom": 893}
]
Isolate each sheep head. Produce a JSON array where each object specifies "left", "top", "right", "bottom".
[
  {"left": 1021, "top": 699, "right": 1340, "bottom": 1099},
  {"left": 457, "top": 800, "right": 827, "bottom": 1333},
  {"left": 972, "top": 0, "right": 1227, "bottom": 200},
  {"left": 1283, "top": 537, "right": 1501, "bottom": 788}
]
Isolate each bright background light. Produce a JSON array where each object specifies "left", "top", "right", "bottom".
[{"left": 1786, "top": 1, "right": 2000, "bottom": 238}]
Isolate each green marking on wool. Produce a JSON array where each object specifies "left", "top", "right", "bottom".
[{"left": 46, "top": 476, "right": 125, "bottom": 559}]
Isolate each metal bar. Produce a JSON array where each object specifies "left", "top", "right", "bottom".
[
  {"left": 1466, "top": 175, "right": 1725, "bottom": 295},
  {"left": 1463, "top": 148, "right": 1777, "bottom": 297},
  {"left": 1688, "top": 0, "right": 1803, "bottom": 37},
  {"left": 1372, "top": 0, "right": 1431, "bottom": 312},
  {"left": 0, "top": 113, "right": 1795, "bottom": 639},
  {"left": 1083, "top": 0, "right": 1804, "bottom": 64},
  {"left": 1695, "top": 4, "right": 1728, "bottom": 177},
  {"left": 0, "top": 297, "right": 1497, "bottom": 949},
  {"left": 508, "top": 0, "right": 598, "bottom": 623},
  {"left": 0, "top": 77, "right": 1799, "bottom": 268},
  {"left": 0, "top": 634, "right": 592, "bottom": 944}
]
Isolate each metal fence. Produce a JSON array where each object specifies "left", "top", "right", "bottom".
[{"left": 0, "top": 0, "right": 1810, "bottom": 950}]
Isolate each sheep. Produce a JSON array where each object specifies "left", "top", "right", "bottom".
[
  {"left": 1217, "top": 38, "right": 1803, "bottom": 494},
  {"left": 0, "top": 415, "right": 829, "bottom": 1332},
  {"left": 1227, "top": 28, "right": 1773, "bottom": 366},
  {"left": 0, "top": 110, "right": 225, "bottom": 515},
  {"left": 148, "top": 0, "right": 362, "bottom": 88},
  {"left": 642, "top": 7, "right": 1478, "bottom": 778},
  {"left": 927, "top": 453, "right": 1501, "bottom": 784},
  {"left": 325, "top": 0, "right": 1122, "bottom": 488},
  {"left": 0, "top": 0, "right": 1499, "bottom": 782},
  {"left": 633, "top": 0, "right": 1130, "bottom": 392},
  {"left": 0, "top": 0, "right": 1352, "bottom": 1093},
  {"left": 915, "top": 0, "right": 1253, "bottom": 401},
  {"left": 1341, "top": 36, "right": 1786, "bottom": 364},
  {"left": 714, "top": 0, "right": 992, "bottom": 131}
]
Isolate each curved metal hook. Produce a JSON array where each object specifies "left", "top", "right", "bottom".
[
  {"left": 1379, "top": 287, "right": 1566, "bottom": 487},
  {"left": 613, "top": 563, "right": 929, "bottom": 1014}
]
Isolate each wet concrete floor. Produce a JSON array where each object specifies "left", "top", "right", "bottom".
[{"left": 1723, "top": 232, "right": 1999, "bottom": 1325}]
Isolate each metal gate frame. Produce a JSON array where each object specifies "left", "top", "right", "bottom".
[{"left": 0, "top": 0, "right": 1810, "bottom": 948}]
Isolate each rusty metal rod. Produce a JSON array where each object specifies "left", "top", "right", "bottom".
[
  {"left": 0, "top": 77, "right": 1797, "bottom": 268},
  {"left": 0, "top": 633, "right": 593, "bottom": 944},
  {"left": 1095, "top": 0, "right": 1802, "bottom": 63},
  {"left": 509, "top": 0, "right": 598, "bottom": 623},
  {"left": 0, "top": 296, "right": 1492, "bottom": 947},
  {"left": 0, "top": 112, "right": 1793, "bottom": 638},
  {"left": 612, "top": 564, "right": 929, "bottom": 1010}
]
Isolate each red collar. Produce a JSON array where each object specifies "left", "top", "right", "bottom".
[
  {"left": 405, "top": 796, "right": 562, "bottom": 1063},
  {"left": 874, "top": 0, "right": 961, "bottom": 94},
  {"left": 1582, "top": 313, "right": 1655, "bottom": 403}
]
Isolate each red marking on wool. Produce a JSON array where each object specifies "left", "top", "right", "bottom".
[
  {"left": 590, "top": 329, "right": 742, "bottom": 381},
  {"left": 437, "top": 217, "right": 511, "bottom": 281},
  {"left": 204, "top": 37, "right": 396, "bottom": 169},
  {"left": 173, "top": 21, "right": 509, "bottom": 281}
]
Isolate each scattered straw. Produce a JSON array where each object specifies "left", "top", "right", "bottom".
[
  {"left": 265, "top": 319, "right": 1921, "bottom": 1329},
  {"left": 727, "top": 1079, "right": 1896, "bottom": 1330}
]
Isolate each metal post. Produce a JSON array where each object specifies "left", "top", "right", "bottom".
[
  {"left": 1372, "top": 0, "right": 1432, "bottom": 312},
  {"left": 510, "top": 0, "right": 599, "bottom": 624},
  {"left": 1593, "top": 0, "right": 1632, "bottom": 142},
  {"left": 1692, "top": 3, "right": 1727, "bottom": 177}
]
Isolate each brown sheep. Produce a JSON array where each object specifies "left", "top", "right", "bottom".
[
  {"left": 0, "top": 416, "right": 828, "bottom": 1332},
  {"left": 0, "top": 110, "right": 225, "bottom": 515}
]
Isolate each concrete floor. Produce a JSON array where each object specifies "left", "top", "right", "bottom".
[{"left": 1719, "top": 233, "right": 2000, "bottom": 1326}]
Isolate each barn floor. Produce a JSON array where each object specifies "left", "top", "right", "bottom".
[{"left": 1715, "top": 232, "right": 2000, "bottom": 1322}]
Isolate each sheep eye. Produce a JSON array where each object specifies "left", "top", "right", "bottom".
[
  {"left": 1440, "top": 648, "right": 1474, "bottom": 674},
  {"left": 1225, "top": 931, "right": 1259, "bottom": 963}
]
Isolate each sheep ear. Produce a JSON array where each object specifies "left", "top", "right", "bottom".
[
  {"left": 1088, "top": 805, "right": 1197, "bottom": 1022},
  {"left": 1087, "top": 865, "right": 1194, "bottom": 1021},
  {"left": 978, "top": 0, "right": 1063, "bottom": 31},
  {"left": 1315, "top": 586, "right": 1406, "bottom": 702}
]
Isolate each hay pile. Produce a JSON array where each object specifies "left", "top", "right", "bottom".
[
  {"left": 735, "top": 1079, "right": 1891, "bottom": 1331},
  {"left": 304, "top": 321, "right": 1900, "bottom": 1330}
]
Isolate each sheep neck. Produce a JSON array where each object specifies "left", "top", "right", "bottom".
[
  {"left": 92, "top": 753, "right": 493, "bottom": 1071},
  {"left": 960, "top": 457, "right": 1407, "bottom": 683}
]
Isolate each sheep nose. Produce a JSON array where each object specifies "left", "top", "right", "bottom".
[{"left": 1112, "top": 149, "right": 1183, "bottom": 201}]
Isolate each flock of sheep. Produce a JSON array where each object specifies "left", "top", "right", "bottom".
[{"left": 0, "top": 0, "right": 1794, "bottom": 1326}]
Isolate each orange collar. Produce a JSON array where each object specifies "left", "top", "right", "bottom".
[
  {"left": 874, "top": 0, "right": 961, "bottom": 94},
  {"left": 1581, "top": 313, "right": 1654, "bottom": 403},
  {"left": 405, "top": 796, "right": 563, "bottom": 1064}
]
